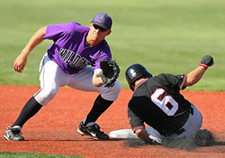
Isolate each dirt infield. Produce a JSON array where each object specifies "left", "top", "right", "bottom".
[{"left": 0, "top": 85, "right": 225, "bottom": 158}]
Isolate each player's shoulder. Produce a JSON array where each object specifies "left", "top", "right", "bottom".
[
  {"left": 157, "top": 73, "right": 185, "bottom": 82},
  {"left": 69, "top": 21, "right": 89, "bottom": 33},
  {"left": 95, "top": 40, "right": 111, "bottom": 56},
  {"left": 155, "top": 73, "right": 176, "bottom": 81},
  {"left": 100, "top": 40, "right": 110, "bottom": 50},
  {"left": 152, "top": 73, "right": 176, "bottom": 86},
  {"left": 154, "top": 73, "right": 186, "bottom": 89},
  {"left": 157, "top": 73, "right": 171, "bottom": 77}
]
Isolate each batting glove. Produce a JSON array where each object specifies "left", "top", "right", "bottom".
[{"left": 198, "top": 55, "right": 214, "bottom": 70}]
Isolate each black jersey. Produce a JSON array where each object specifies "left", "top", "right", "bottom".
[{"left": 128, "top": 73, "right": 192, "bottom": 136}]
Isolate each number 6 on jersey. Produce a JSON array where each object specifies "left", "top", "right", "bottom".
[{"left": 151, "top": 88, "right": 178, "bottom": 116}]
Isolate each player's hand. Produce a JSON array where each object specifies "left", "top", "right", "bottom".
[
  {"left": 198, "top": 55, "right": 214, "bottom": 70},
  {"left": 13, "top": 54, "right": 28, "bottom": 73},
  {"left": 92, "top": 69, "right": 104, "bottom": 87}
]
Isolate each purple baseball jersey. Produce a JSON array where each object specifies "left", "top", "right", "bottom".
[{"left": 43, "top": 21, "right": 112, "bottom": 74}]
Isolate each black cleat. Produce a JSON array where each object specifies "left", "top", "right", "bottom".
[
  {"left": 77, "top": 121, "right": 109, "bottom": 140},
  {"left": 4, "top": 126, "right": 24, "bottom": 141}
]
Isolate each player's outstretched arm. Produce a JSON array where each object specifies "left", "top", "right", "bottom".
[
  {"left": 13, "top": 26, "right": 47, "bottom": 73},
  {"left": 185, "top": 55, "right": 214, "bottom": 87}
]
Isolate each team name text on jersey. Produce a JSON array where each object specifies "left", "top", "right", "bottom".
[{"left": 60, "top": 48, "right": 90, "bottom": 69}]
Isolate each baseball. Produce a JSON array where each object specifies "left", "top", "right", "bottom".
[{"left": 95, "top": 69, "right": 103, "bottom": 77}]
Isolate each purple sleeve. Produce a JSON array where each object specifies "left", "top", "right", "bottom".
[{"left": 43, "top": 22, "right": 73, "bottom": 41}]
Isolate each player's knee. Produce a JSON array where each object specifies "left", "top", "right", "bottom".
[
  {"left": 44, "top": 89, "right": 57, "bottom": 98},
  {"left": 101, "top": 81, "right": 121, "bottom": 101},
  {"left": 34, "top": 88, "right": 58, "bottom": 105},
  {"left": 109, "top": 81, "right": 121, "bottom": 100}
]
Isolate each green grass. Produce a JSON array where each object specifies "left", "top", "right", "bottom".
[
  {"left": 0, "top": 0, "right": 224, "bottom": 157},
  {"left": 0, "top": 152, "right": 83, "bottom": 158},
  {"left": 0, "top": 0, "right": 224, "bottom": 91}
]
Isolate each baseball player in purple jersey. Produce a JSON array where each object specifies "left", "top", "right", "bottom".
[
  {"left": 110, "top": 55, "right": 214, "bottom": 146},
  {"left": 4, "top": 13, "right": 121, "bottom": 141}
]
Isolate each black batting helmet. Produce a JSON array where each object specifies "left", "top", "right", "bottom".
[{"left": 125, "top": 64, "right": 152, "bottom": 91}]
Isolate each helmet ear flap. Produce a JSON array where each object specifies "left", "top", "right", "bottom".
[
  {"left": 126, "top": 75, "right": 135, "bottom": 91},
  {"left": 125, "top": 64, "right": 152, "bottom": 91}
]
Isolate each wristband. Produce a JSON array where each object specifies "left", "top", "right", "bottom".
[{"left": 198, "top": 63, "right": 208, "bottom": 70}]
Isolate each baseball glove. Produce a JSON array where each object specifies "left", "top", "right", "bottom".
[{"left": 100, "top": 60, "right": 120, "bottom": 87}]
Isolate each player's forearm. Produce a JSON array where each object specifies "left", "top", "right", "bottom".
[
  {"left": 185, "top": 66, "right": 206, "bottom": 87},
  {"left": 21, "top": 26, "right": 47, "bottom": 56}
]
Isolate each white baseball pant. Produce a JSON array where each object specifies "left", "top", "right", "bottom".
[{"left": 34, "top": 53, "right": 121, "bottom": 105}]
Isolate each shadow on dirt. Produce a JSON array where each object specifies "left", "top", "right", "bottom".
[{"left": 123, "top": 138, "right": 225, "bottom": 151}]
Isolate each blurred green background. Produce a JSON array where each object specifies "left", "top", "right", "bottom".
[{"left": 0, "top": 0, "right": 224, "bottom": 91}]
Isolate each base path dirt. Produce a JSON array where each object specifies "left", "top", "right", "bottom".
[{"left": 0, "top": 85, "right": 225, "bottom": 158}]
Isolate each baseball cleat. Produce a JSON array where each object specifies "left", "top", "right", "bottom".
[
  {"left": 4, "top": 126, "right": 24, "bottom": 141},
  {"left": 77, "top": 121, "right": 109, "bottom": 140}
]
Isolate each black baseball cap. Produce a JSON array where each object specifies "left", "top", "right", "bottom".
[{"left": 91, "top": 13, "right": 112, "bottom": 30}]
